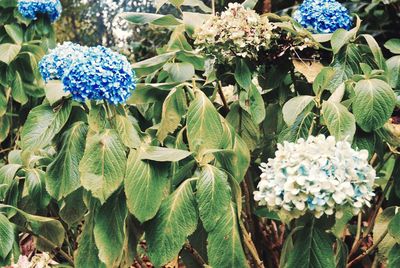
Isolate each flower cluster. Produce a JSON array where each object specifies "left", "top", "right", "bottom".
[
  {"left": 39, "top": 43, "right": 135, "bottom": 104},
  {"left": 18, "top": 0, "right": 62, "bottom": 22},
  {"left": 254, "top": 135, "right": 376, "bottom": 220},
  {"left": 293, "top": 0, "right": 352, "bottom": 33},
  {"left": 194, "top": 3, "right": 276, "bottom": 63},
  {"left": 39, "top": 42, "right": 86, "bottom": 82}
]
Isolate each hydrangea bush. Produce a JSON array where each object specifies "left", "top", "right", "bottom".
[{"left": 1, "top": 0, "right": 400, "bottom": 268}]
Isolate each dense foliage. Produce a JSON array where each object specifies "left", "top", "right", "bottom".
[{"left": 1, "top": 0, "right": 400, "bottom": 267}]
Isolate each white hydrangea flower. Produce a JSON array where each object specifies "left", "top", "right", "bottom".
[
  {"left": 254, "top": 135, "right": 376, "bottom": 221},
  {"left": 194, "top": 2, "right": 276, "bottom": 63}
]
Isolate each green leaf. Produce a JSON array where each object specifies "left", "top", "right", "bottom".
[
  {"left": 353, "top": 79, "right": 396, "bottom": 132},
  {"left": 387, "top": 56, "right": 400, "bottom": 89},
  {"left": 0, "top": 116, "right": 10, "bottom": 143},
  {"left": 282, "top": 96, "right": 314, "bottom": 127},
  {"left": 163, "top": 62, "right": 195, "bottom": 82},
  {"left": 140, "top": 146, "right": 192, "bottom": 162},
  {"left": 21, "top": 102, "right": 72, "bottom": 151},
  {"left": 121, "top": 12, "right": 181, "bottom": 26},
  {"left": 385, "top": 39, "right": 400, "bottom": 54},
  {"left": 374, "top": 207, "right": 398, "bottom": 260},
  {"left": 361, "top": 34, "right": 387, "bottom": 71},
  {"left": 0, "top": 164, "right": 21, "bottom": 199},
  {"left": 388, "top": 212, "right": 400, "bottom": 243},
  {"left": 74, "top": 200, "right": 106, "bottom": 268},
  {"left": 25, "top": 169, "right": 50, "bottom": 209},
  {"left": 284, "top": 221, "right": 335, "bottom": 268},
  {"left": 157, "top": 87, "right": 188, "bottom": 143},
  {"left": 207, "top": 202, "right": 248, "bottom": 268},
  {"left": 127, "top": 83, "right": 177, "bottom": 105},
  {"left": 115, "top": 114, "right": 141, "bottom": 148},
  {"left": 335, "top": 239, "right": 348, "bottom": 268},
  {"left": 388, "top": 244, "right": 400, "bottom": 268},
  {"left": 197, "top": 165, "right": 231, "bottom": 232},
  {"left": 234, "top": 59, "right": 252, "bottom": 90},
  {"left": 330, "top": 18, "right": 360, "bottom": 54},
  {"left": 242, "top": 0, "right": 257, "bottom": 9},
  {"left": 182, "top": 0, "right": 211, "bottom": 12},
  {"left": 313, "top": 67, "right": 336, "bottom": 96},
  {"left": 79, "top": 130, "right": 127, "bottom": 203},
  {"left": 4, "top": 24, "right": 23, "bottom": 44},
  {"left": 124, "top": 149, "right": 168, "bottom": 223},
  {"left": 46, "top": 122, "right": 88, "bottom": 200},
  {"left": 239, "top": 84, "right": 266, "bottom": 124},
  {"left": 59, "top": 188, "right": 87, "bottom": 226},
  {"left": 131, "top": 52, "right": 176, "bottom": 77},
  {"left": 44, "top": 80, "right": 69, "bottom": 105},
  {"left": 0, "top": 93, "right": 6, "bottom": 117},
  {"left": 94, "top": 191, "right": 127, "bottom": 267},
  {"left": 287, "top": 111, "right": 315, "bottom": 142},
  {"left": 11, "top": 71, "right": 27, "bottom": 105},
  {"left": 167, "top": 25, "right": 193, "bottom": 52},
  {"left": 322, "top": 100, "right": 356, "bottom": 142},
  {"left": 0, "top": 214, "right": 14, "bottom": 259},
  {"left": 0, "top": 43, "right": 21, "bottom": 65},
  {"left": 145, "top": 179, "right": 198, "bottom": 267},
  {"left": 187, "top": 90, "right": 224, "bottom": 156}
]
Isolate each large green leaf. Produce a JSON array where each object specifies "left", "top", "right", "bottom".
[
  {"left": 387, "top": 56, "right": 400, "bottom": 89},
  {"left": 385, "top": 39, "right": 400, "bottom": 54},
  {"left": 207, "top": 202, "right": 248, "bottom": 268},
  {"left": 373, "top": 207, "right": 397, "bottom": 260},
  {"left": 322, "top": 100, "right": 356, "bottom": 142},
  {"left": 187, "top": 90, "right": 224, "bottom": 156},
  {"left": 388, "top": 244, "right": 400, "bottom": 268},
  {"left": 94, "top": 191, "right": 127, "bottom": 267},
  {"left": 25, "top": 169, "right": 50, "bottom": 209},
  {"left": 115, "top": 114, "right": 141, "bottom": 148},
  {"left": 21, "top": 102, "right": 72, "bottom": 151},
  {"left": 4, "top": 24, "right": 23, "bottom": 45},
  {"left": 361, "top": 34, "right": 387, "bottom": 71},
  {"left": 131, "top": 52, "right": 176, "bottom": 77},
  {"left": 353, "top": 79, "right": 396, "bottom": 132},
  {"left": 239, "top": 84, "right": 266, "bottom": 124},
  {"left": 197, "top": 165, "right": 231, "bottom": 232},
  {"left": 0, "top": 43, "right": 21, "bottom": 64},
  {"left": 283, "top": 221, "right": 335, "bottom": 268},
  {"left": 313, "top": 68, "right": 336, "bottom": 96},
  {"left": 59, "top": 188, "right": 87, "bottom": 226},
  {"left": 12, "top": 71, "right": 28, "bottom": 105},
  {"left": 282, "top": 96, "right": 314, "bottom": 126},
  {"left": 145, "top": 179, "right": 198, "bottom": 267},
  {"left": 157, "top": 87, "right": 187, "bottom": 142},
  {"left": 121, "top": 12, "right": 182, "bottom": 26},
  {"left": 388, "top": 212, "right": 400, "bottom": 243},
  {"left": 140, "top": 146, "right": 192, "bottom": 162},
  {"left": 0, "top": 214, "right": 14, "bottom": 259},
  {"left": 79, "top": 130, "right": 127, "bottom": 203},
  {"left": 124, "top": 149, "right": 168, "bottom": 223},
  {"left": 234, "top": 59, "right": 252, "bottom": 90},
  {"left": 0, "top": 116, "right": 10, "bottom": 143},
  {"left": 163, "top": 62, "right": 195, "bottom": 82},
  {"left": 46, "top": 122, "right": 88, "bottom": 200},
  {"left": 74, "top": 200, "right": 106, "bottom": 268}
]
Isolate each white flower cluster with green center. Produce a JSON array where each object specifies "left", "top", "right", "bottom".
[
  {"left": 254, "top": 135, "right": 376, "bottom": 220},
  {"left": 194, "top": 3, "right": 275, "bottom": 63}
]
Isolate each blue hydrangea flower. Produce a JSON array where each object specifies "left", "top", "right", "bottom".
[
  {"left": 293, "top": 0, "right": 352, "bottom": 34},
  {"left": 18, "top": 0, "right": 62, "bottom": 22},
  {"left": 39, "top": 42, "right": 87, "bottom": 82},
  {"left": 62, "top": 46, "right": 135, "bottom": 104}
]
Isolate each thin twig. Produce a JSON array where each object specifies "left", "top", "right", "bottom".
[
  {"left": 217, "top": 81, "right": 230, "bottom": 111},
  {"left": 347, "top": 229, "right": 389, "bottom": 268},
  {"left": 184, "top": 242, "right": 206, "bottom": 266}
]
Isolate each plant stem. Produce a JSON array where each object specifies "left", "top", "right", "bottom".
[
  {"left": 211, "top": 0, "right": 215, "bottom": 15},
  {"left": 347, "top": 229, "right": 389, "bottom": 267},
  {"left": 217, "top": 81, "right": 230, "bottom": 111},
  {"left": 184, "top": 242, "right": 206, "bottom": 266}
]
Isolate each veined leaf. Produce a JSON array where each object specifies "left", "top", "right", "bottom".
[
  {"left": 145, "top": 179, "right": 198, "bottom": 267},
  {"left": 0, "top": 43, "right": 21, "bottom": 64},
  {"left": 187, "top": 90, "right": 224, "bottom": 156},
  {"left": 353, "top": 79, "right": 396, "bottom": 132},
  {"left": 46, "top": 122, "right": 88, "bottom": 200},
  {"left": 163, "top": 62, "right": 195, "bottom": 82},
  {"left": 120, "top": 13, "right": 182, "bottom": 26},
  {"left": 12, "top": 71, "right": 28, "bottom": 105},
  {"left": 157, "top": 87, "right": 188, "bottom": 143},
  {"left": 131, "top": 52, "right": 176, "bottom": 77},
  {"left": 197, "top": 165, "right": 231, "bottom": 232},
  {"left": 4, "top": 24, "right": 23, "bottom": 45},
  {"left": 207, "top": 202, "right": 248, "bottom": 268},
  {"left": 79, "top": 130, "right": 126, "bottom": 203},
  {"left": 322, "top": 100, "right": 356, "bottom": 142},
  {"left": 374, "top": 207, "right": 398, "bottom": 260},
  {"left": 94, "top": 191, "right": 127, "bottom": 267},
  {"left": 0, "top": 214, "right": 14, "bottom": 259},
  {"left": 25, "top": 169, "right": 50, "bottom": 209},
  {"left": 21, "top": 102, "right": 72, "bottom": 151},
  {"left": 140, "top": 146, "right": 192, "bottom": 162},
  {"left": 282, "top": 96, "right": 314, "bottom": 127},
  {"left": 124, "top": 149, "right": 168, "bottom": 223},
  {"left": 283, "top": 221, "right": 335, "bottom": 268}
]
